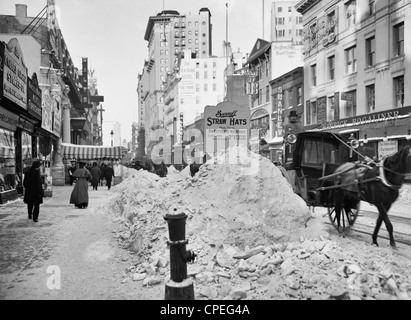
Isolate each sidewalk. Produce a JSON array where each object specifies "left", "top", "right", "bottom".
[{"left": 0, "top": 185, "right": 163, "bottom": 300}]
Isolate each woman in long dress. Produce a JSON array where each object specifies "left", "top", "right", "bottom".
[{"left": 69, "top": 161, "right": 91, "bottom": 208}]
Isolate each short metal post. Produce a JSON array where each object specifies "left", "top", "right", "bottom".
[{"left": 164, "top": 212, "right": 196, "bottom": 300}]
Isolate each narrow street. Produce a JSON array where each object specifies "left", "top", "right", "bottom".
[{"left": 0, "top": 185, "right": 163, "bottom": 300}]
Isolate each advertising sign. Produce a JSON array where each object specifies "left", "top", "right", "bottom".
[
  {"left": 2, "top": 39, "right": 27, "bottom": 110},
  {"left": 27, "top": 73, "right": 42, "bottom": 121},
  {"left": 378, "top": 140, "right": 398, "bottom": 160},
  {"left": 41, "top": 91, "right": 53, "bottom": 133},
  {"left": 204, "top": 101, "right": 249, "bottom": 159}
]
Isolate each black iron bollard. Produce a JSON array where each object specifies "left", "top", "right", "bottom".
[{"left": 164, "top": 212, "right": 196, "bottom": 300}]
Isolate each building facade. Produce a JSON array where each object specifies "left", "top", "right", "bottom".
[
  {"left": 296, "top": 0, "right": 411, "bottom": 160},
  {"left": 271, "top": 0, "right": 304, "bottom": 45}
]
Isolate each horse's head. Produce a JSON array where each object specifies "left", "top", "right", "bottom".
[{"left": 386, "top": 145, "right": 411, "bottom": 175}]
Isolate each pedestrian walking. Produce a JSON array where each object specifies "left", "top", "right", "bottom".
[
  {"left": 69, "top": 161, "right": 91, "bottom": 208},
  {"left": 68, "top": 161, "right": 76, "bottom": 185},
  {"left": 99, "top": 163, "right": 106, "bottom": 186},
  {"left": 90, "top": 162, "right": 101, "bottom": 190},
  {"left": 105, "top": 163, "right": 115, "bottom": 190},
  {"left": 23, "top": 160, "right": 43, "bottom": 222}
]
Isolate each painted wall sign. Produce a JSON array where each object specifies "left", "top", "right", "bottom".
[
  {"left": 2, "top": 39, "right": 27, "bottom": 110},
  {"left": 204, "top": 101, "right": 249, "bottom": 156},
  {"left": 277, "top": 86, "right": 284, "bottom": 136},
  {"left": 321, "top": 106, "right": 411, "bottom": 130},
  {"left": 27, "top": 73, "right": 42, "bottom": 121},
  {"left": 41, "top": 91, "right": 53, "bottom": 133},
  {"left": 303, "top": 10, "right": 338, "bottom": 56}
]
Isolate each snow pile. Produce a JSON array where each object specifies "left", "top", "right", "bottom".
[{"left": 399, "top": 184, "right": 411, "bottom": 202}]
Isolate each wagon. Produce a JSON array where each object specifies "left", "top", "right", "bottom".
[{"left": 283, "top": 131, "right": 362, "bottom": 232}]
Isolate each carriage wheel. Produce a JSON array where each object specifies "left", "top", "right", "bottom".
[{"left": 327, "top": 202, "right": 360, "bottom": 233}]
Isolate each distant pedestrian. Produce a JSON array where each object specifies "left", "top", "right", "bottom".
[
  {"left": 90, "top": 162, "right": 101, "bottom": 190},
  {"left": 69, "top": 161, "right": 91, "bottom": 208},
  {"left": 105, "top": 163, "right": 115, "bottom": 190},
  {"left": 23, "top": 160, "right": 43, "bottom": 222},
  {"left": 100, "top": 163, "right": 106, "bottom": 186}
]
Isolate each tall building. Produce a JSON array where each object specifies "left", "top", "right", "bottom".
[
  {"left": 139, "top": 8, "right": 213, "bottom": 154},
  {"left": 296, "top": 0, "right": 411, "bottom": 160},
  {"left": 271, "top": 1, "right": 303, "bottom": 44}
]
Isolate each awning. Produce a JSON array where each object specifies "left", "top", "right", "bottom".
[{"left": 61, "top": 143, "right": 125, "bottom": 160}]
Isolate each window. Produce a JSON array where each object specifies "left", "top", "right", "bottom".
[
  {"left": 345, "top": 46, "right": 357, "bottom": 74},
  {"left": 277, "top": 30, "right": 285, "bottom": 37},
  {"left": 276, "top": 17, "right": 285, "bottom": 25},
  {"left": 196, "top": 84, "right": 200, "bottom": 92},
  {"left": 278, "top": 7, "right": 282, "bottom": 12},
  {"left": 346, "top": 0, "right": 357, "bottom": 28},
  {"left": 311, "top": 64, "right": 317, "bottom": 87},
  {"left": 195, "top": 30, "right": 199, "bottom": 36},
  {"left": 394, "top": 76, "right": 404, "bottom": 108},
  {"left": 196, "top": 71, "right": 199, "bottom": 79},
  {"left": 258, "top": 89, "right": 262, "bottom": 105},
  {"left": 345, "top": 90, "right": 357, "bottom": 117},
  {"left": 297, "top": 86, "right": 302, "bottom": 105},
  {"left": 328, "top": 96, "right": 335, "bottom": 121},
  {"left": 204, "top": 84, "right": 208, "bottom": 92},
  {"left": 204, "top": 71, "right": 208, "bottom": 79},
  {"left": 213, "top": 71, "right": 216, "bottom": 79},
  {"left": 394, "top": 22, "right": 404, "bottom": 57},
  {"left": 327, "top": 10, "right": 336, "bottom": 33},
  {"left": 160, "top": 59, "right": 164, "bottom": 64},
  {"left": 213, "top": 83, "right": 217, "bottom": 91},
  {"left": 288, "top": 6, "right": 292, "bottom": 12},
  {"left": 296, "top": 16, "right": 303, "bottom": 24},
  {"left": 175, "top": 40, "right": 179, "bottom": 46},
  {"left": 306, "top": 101, "right": 317, "bottom": 125},
  {"left": 195, "top": 39, "right": 199, "bottom": 44},
  {"left": 266, "top": 86, "right": 270, "bottom": 103},
  {"left": 287, "top": 89, "right": 293, "bottom": 107},
  {"left": 204, "top": 62, "right": 208, "bottom": 68},
  {"left": 366, "top": 84, "right": 375, "bottom": 113},
  {"left": 328, "top": 55, "right": 335, "bottom": 80},
  {"left": 369, "top": 0, "right": 375, "bottom": 15},
  {"left": 366, "top": 37, "right": 375, "bottom": 67}
]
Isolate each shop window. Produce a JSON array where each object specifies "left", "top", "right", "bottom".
[
  {"left": 306, "top": 101, "right": 317, "bottom": 125},
  {"left": 0, "top": 129, "right": 16, "bottom": 192}
]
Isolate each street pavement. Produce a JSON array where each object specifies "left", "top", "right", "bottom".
[{"left": 0, "top": 184, "right": 163, "bottom": 300}]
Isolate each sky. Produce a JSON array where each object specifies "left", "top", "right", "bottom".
[{"left": 0, "top": 0, "right": 272, "bottom": 146}]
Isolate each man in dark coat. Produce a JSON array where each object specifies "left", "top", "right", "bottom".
[
  {"left": 99, "top": 163, "right": 106, "bottom": 186},
  {"left": 68, "top": 161, "right": 76, "bottom": 185},
  {"left": 23, "top": 160, "right": 43, "bottom": 222},
  {"left": 105, "top": 163, "right": 115, "bottom": 190},
  {"left": 90, "top": 162, "right": 101, "bottom": 190}
]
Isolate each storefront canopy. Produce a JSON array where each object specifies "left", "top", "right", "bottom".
[{"left": 61, "top": 143, "right": 125, "bottom": 160}]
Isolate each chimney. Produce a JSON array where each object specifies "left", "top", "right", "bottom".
[{"left": 15, "top": 4, "right": 28, "bottom": 18}]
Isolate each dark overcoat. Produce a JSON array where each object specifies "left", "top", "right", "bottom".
[{"left": 23, "top": 168, "right": 43, "bottom": 205}]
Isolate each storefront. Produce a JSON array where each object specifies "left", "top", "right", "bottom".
[{"left": 305, "top": 106, "right": 411, "bottom": 160}]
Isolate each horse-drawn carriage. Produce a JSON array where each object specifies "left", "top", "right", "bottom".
[{"left": 284, "top": 131, "right": 411, "bottom": 248}]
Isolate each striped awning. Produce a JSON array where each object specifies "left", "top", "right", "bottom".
[{"left": 61, "top": 143, "right": 124, "bottom": 160}]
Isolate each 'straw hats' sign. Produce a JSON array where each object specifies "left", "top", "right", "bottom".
[{"left": 204, "top": 101, "right": 250, "bottom": 162}]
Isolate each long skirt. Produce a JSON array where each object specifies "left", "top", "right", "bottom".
[{"left": 69, "top": 177, "right": 89, "bottom": 207}]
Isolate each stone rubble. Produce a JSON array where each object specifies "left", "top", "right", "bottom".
[{"left": 98, "top": 149, "right": 411, "bottom": 300}]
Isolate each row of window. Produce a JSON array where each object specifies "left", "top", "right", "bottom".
[
  {"left": 158, "top": 20, "right": 207, "bottom": 29},
  {"left": 310, "top": 22, "right": 404, "bottom": 86},
  {"left": 306, "top": 75, "right": 405, "bottom": 125},
  {"left": 160, "top": 39, "right": 204, "bottom": 46},
  {"left": 276, "top": 29, "right": 303, "bottom": 37},
  {"left": 160, "top": 30, "right": 207, "bottom": 38},
  {"left": 275, "top": 17, "right": 303, "bottom": 25}
]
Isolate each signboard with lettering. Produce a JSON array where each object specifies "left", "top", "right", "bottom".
[
  {"left": 0, "top": 106, "right": 19, "bottom": 131},
  {"left": 204, "top": 101, "right": 249, "bottom": 157},
  {"left": 41, "top": 91, "right": 53, "bottom": 133},
  {"left": 2, "top": 39, "right": 27, "bottom": 110},
  {"left": 277, "top": 87, "right": 284, "bottom": 136},
  {"left": 378, "top": 140, "right": 398, "bottom": 160},
  {"left": 27, "top": 73, "right": 42, "bottom": 121}
]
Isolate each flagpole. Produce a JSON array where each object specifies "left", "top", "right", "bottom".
[{"left": 226, "top": 3, "right": 228, "bottom": 67}]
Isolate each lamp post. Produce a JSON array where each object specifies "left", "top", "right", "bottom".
[{"left": 110, "top": 130, "right": 114, "bottom": 147}]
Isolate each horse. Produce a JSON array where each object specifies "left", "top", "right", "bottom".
[{"left": 332, "top": 145, "right": 411, "bottom": 248}]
